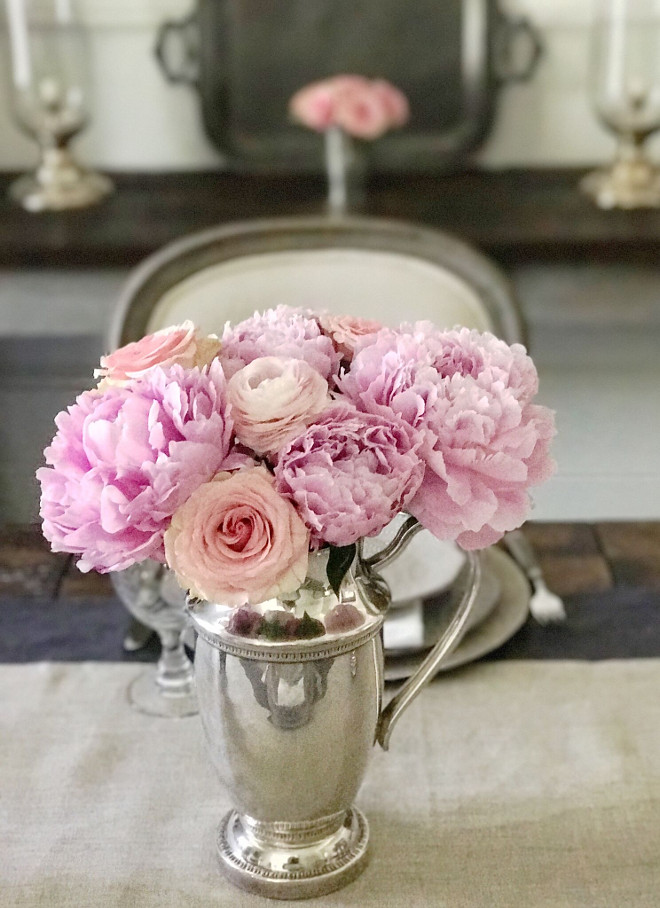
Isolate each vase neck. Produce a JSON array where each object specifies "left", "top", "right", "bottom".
[{"left": 324, "top": 126, "right": 365, "bottom": 216}]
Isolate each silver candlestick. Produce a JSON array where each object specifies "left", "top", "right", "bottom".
[
  {"left": 581, "top": 0, "right": 660, "bottom": 209},
  {"left": 4, "top": 0, "right": 113, "bottom": 212}
]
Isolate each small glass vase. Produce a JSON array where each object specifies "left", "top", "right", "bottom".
[
  {"left": 111, "top": 560, "right": 197, "bottom": 719},
  {"left": 324, "top": 125, "right": 366, "bottom": 216},
  {"left": 187, "top": 521, "right": 480, "bottom": 899}
]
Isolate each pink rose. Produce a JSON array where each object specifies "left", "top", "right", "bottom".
[
  {"left": 96, "top": 321, "right": 220, "bottom": 385},
  {"left": 228, "top": 356, "right": 330, "bottom": 456},
  {"left": 164, "top": 467, "right": 310, "bottom": 606},
  {"left": 371, "top": 79, "right": 410, "bottom": 128},
  {"left": 333, "top": 81, "right": 393, "bottom": 140},
  {"left": 289, "top": 75, "right": 409, "bottom": 139},
  {"left": 319, "top": 313, "right": 383, "bottom": 361},
  {"left": 289, "top": 82, "right": 336, "bottom": 131}
]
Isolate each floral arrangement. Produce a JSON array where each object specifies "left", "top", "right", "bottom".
[
  {"left": 289, "top": 75, "right": 409, "bottom": 140},
  {"left": 38, "top": 307, "right": 555, "bottom": 639}
]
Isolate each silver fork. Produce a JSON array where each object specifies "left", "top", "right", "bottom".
[{"left": 503, "top": 530, "right": 566, "bottom": 624}]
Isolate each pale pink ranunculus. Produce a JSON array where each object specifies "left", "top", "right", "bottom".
[
  {"left": 319, "top": 312, "right": 383, "bottom": 361},
  {"left": 289, "top": 75, "right": 409, "bottom": 139},
  {"left": 228, "top": 356, "right": 330, "bottom": 456},
  {"left": 37, "top": 361, "right": 245, "bottom": 573},
  {"left": 164, "top": 467, "right": 310, "bottom": 606},
  {"left": 96, "top": 321, "right": 220, "bottom": 385}
]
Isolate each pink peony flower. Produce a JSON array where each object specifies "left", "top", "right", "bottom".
[
  {"left": 37, "top": 361, "right": 244, "bottom": 572},
  {"left": 339, "top": 324, "right": 556, "bottom": 548},
  {"left": 220, "top": 305, "right": 340, "bottom": 381},
  {"left": 319, "top": 312, "right": 383, "bottom": 361},
  {"left": 289, "top": 75, "right": 409, "bottom": 139},
  {"left": 274, "top": 404, "right": 424, "bottom": 547},
  {"left": 228, "top": 356, "right": 331, "bottom": 456},
  {"left": 164, "top": 467, "right": 310, "bottom": 606},
  {"left": 95, "top": 321, "right": 220, "bottom": 385}
]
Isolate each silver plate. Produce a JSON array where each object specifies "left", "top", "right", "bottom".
[{"left": 384, "top": 547, "right": 529, "bottom": 681}]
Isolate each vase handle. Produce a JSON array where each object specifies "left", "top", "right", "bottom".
[
  {"left": 375, "top": 550, "right": 481, "bottom": 751},
  {"left": 363, "top": 515, "right": 425, "bottom": 572}
]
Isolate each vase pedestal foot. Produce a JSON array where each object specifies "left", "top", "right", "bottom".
[
  {"left": 127, "top": 668, "right": 198, "bottom": 718},
  {"left": 217, "top": 807, "right": 369, "bottom": 899}
]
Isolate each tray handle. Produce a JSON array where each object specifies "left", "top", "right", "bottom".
[
  {"left": 154, "top": 12, "right": 200, "bottom": 87},
  {"left": 493, "top": 14, "right": 544, "bottom": 84}
]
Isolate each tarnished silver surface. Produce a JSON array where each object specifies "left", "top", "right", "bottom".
[
  {"left": 188, "top": 536, "right": 479, "bottom": 898},
  {"left": 111, "top": 560, "right": 197, "bottom": 718}
]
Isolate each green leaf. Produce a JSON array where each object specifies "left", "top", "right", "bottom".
[
  {"left": 295, "top": 612, "right": 325, "bottom": 639},
  {"left": 326, "top": 543, "right": 357, "bottom": 597},
  {"left": 260, "top": 618, "right": 288, "bottom": 641}
]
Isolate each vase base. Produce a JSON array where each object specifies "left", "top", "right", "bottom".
[
  {"left": 127, "top": 668, "right": 198, "bottom": 718},
  {"left": 580, "top": 162, "right": 660, "bottom": 209},
  {"left": 9, "top": 169, "right": 113, "bottom": 212},
  {"left": 217, "top": 807, "right": 369, "bottom": 899}
]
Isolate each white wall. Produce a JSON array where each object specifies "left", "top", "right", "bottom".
[{"left": 0, "top": 0, "right": 652, "bottom": 171}]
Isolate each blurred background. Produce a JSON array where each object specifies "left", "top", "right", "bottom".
[{"left": 0, "top": 0, "right": 635, "bottom": 171}]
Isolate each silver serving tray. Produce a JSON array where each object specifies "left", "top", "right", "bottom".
[{"left": 155, "top": 0, "right": 541, "bottom": 172}]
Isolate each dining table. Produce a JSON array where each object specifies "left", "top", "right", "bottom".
[{"left": 2, "top": 521, "right": 660, "bottom": 907}]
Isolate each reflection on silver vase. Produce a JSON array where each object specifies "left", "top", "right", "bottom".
[
  {"left": 111, "top": 560, "right": 197, "bottom": 718},
  {"left": 187, "top": 533, "right": 480, "bottom": 899}
]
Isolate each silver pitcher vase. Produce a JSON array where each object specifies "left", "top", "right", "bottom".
[{"left": 187, "top": 518, "right": 480, "bottom": 899}]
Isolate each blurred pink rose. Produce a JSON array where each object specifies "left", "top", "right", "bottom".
[
  {"left": 319, "top": 312, "right": 382, "bottom": 361},
  {"left": 289, "top": 75, "right": 409, "bottom": 139},
  {"left": 96, "top": 321, "right": 220, "bottom": 385},
  {"left": 333, "top": 84, "right": 392, "bottom": 139},
  {"left": 37, "top": 361, "right": 243, "bottom": 572},
  {"left": 371, "top": 79, "right": 409, "bottom": 127},
  {"left": 289, "top": 82, "right": 336, "bottom": 131},
  {"left": 228, "top": 356, "right": 330, "bottom": 456},
  {"left": 164, "top": 467, "right": 310, "bottom": 606}
]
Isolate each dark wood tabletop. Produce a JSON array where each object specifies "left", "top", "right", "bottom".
[{"left": 3, "top": 168, "right": 660, "bottom": 269}]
